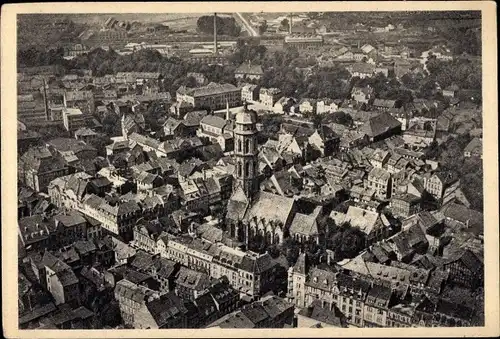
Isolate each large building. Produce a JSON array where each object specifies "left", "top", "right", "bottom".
[
  {"left": 284, "top": 34, "right": 324, "bottom": 50},
  {"left": 176, "top": 82, "right": 241, "bottom": 110}
]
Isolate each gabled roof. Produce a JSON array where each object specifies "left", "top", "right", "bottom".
[
  {"left": 344, "top": 206, "right": 384, "bottom": 235},
  {"left": 363, "top": 112, "right": 402, "bottom": 137},
  {"left": 244, "top": 191, "right": 295, "bottom": 226},
  {"left": 235, "top": 63, "right": 264, "bottom": 75}
]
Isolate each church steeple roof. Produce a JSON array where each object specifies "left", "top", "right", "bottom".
[{"left": 294, "top": 252, "right": 309, "bottom": 275}]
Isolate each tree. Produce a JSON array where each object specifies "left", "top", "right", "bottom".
[
  {"left": 196, "top": 15, "right": 241, "bottom": 36},
  {"left": 281, "top": 18, "right": 289, "bottom": 31},
  {"left": 258, "top": 20, "right": 268, "bottom": 35},
  {"left": 330, "top": 111, "right": 354, "bottom": 127}
]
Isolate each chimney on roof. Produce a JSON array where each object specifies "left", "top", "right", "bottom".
[{"left": 289, "top": 13, "right": 293, "bottom": 34}]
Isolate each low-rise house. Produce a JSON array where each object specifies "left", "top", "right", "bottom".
[
  {"left": 348, "top": 63, "right": 376, "bottom": 78},
  {"left": 390, "top": 193, "right": 421, "bottom": 218},
  {"left": 369, "top": 148, "right": 391, "bottom": 168},
  {"left": 443, "top": 84, "right": 460, "bottom": 98},
  {"left": 133, "top": 171, "right": 164, "bottom": 192},
  {"left": 134, "top": 291, "right": 195, "bottom": 329},
  {"left": 441, "top": 249, "right": 483, "bottom": 290},
  {"left": 186, "top": 72, "right": 207, "bottom": 86},
  {"left": 373, "top": 99, "right": 398, "bottom": 112},
  {"left": 297, "top": 300, "right": 347, "bottom": 328},
  {"left": 273, "top": 96, "right": 296, "bottom": 114},
  {"left": 308, "top": 125, "right": 340, "bottom": 157},
  {"left": 316, "top": 98, "right": 340, "bottom": 114},
  {"left": 463, "top": 137, "right": 482, "bottom": 158},
  {"left": 351, "top": 86, "right": 374, "bottom": 104},
  {"left": 403, "top": 120, "right": 436, "bottom": 148},
  {"left": 259, "top": 87, "right": 283, "bottom": 107},
  {"left": 235, "top": 63, "right": 264, "bottom": 81},
  {"left": 74, "top": 127, "right": 98, "bottom": 143},
  {"left": 362, "top": 112, "right": 402, "bottom": 142},
  {"left": 298, "top": 98, "right": 317, "bottom": 114}
]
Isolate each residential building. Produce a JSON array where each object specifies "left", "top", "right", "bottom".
[
  {"left": 391, "top": 193, "right": 421, "bottom": 217},
  {"left": 362, "top": 112, "right": 402, "bottom": 142},
  {"left": 235, "top": 63, "right": 264, "bottom": 81},
  {"left": 114, "top": 279, "right": 161, "bottom": 328},
  {"left": 366, "top": 167, "right": 392, "bottom": 199},
  {"left": 259, "top": 87, "right": 283, "bottom": 107},
  {"left": 351, "top": 86, "right": 374, "bottom": 104},
  {"left": 241, "top": 84, "right": 260, "bottom": 102},
  {"left": 62, "top": 108, "right": 87, "bottom": 132},
  {"left": 18, "top": 146, "right": 69, "bottom": 192},
  {"left": 316, "top": 98, "right": 340, "bottom": 114},
  {"left": 463, "top": 137, "right": 482, "bottom": 158}
]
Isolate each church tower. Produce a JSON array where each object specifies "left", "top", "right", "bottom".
[{"left": 233, "top": 103, "right": 259, "bottom": 200}]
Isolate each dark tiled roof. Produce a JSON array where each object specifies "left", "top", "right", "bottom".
[
  {"left": 146, "top": 291, "right": 188, "bottom": 328},
  {"left": 363, "top": 112, "right": 401, "bottom": 137},
  {"left": 235, "top": 63, "right": 264, "bottom": 75}
]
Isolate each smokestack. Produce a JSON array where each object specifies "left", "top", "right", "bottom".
[
  {"left": 289, "top": 13, "right": 293, "bottom": 34},
  {"left": 214, "top": 13, "right": 218, "bottom": 55}
]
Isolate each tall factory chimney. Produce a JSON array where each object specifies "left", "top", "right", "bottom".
[
  {"left": 214, "top": 13, "right": 218, "bottom": 55},
  {"left": 289, "top": 13, "right": 293, "bottom": 34}
]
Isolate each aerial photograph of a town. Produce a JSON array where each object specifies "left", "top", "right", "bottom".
[{"left": 15, "top": 9, "right": 485, "bottom": 330}]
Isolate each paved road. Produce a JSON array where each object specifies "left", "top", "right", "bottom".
[{"left": 235, "top": 12, "right": 259, "bottom": 37}]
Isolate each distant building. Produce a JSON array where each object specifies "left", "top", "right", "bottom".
[
  {"left": 235, "top": 63, "right": 264, "bottom": 81},
  {"left": 284, "top": 34, "right": 324, "bottom": 50},
  {"left": 259, "top": 87, "right": 283, "bottom": 107},
  {"left": 351, "top": 86, "right": 374, "bottom": 104},
  {"left": 463, "top": 137, "right": 482, "bottom": 158},
  {"left": 176, "top": 82, "right": 241, "bottom": 110}
]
